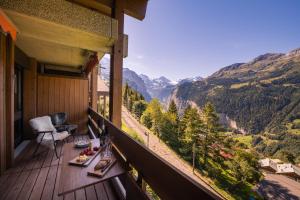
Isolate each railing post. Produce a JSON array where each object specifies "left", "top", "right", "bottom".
[
  {"left": 192, "top": 142, "right": 196, "bottom": 174},
  {"left": 109, "top": 0, "right": 124, "bottom": 128},
  {"left": 137, "top": 172, "right": 146, "bottom": 191}
]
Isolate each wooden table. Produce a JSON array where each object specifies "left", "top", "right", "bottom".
[{"left": 58, "top": 139, "right": 126, "bottom": 196}]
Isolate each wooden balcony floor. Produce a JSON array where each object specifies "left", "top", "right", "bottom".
[{"left": 0, "top": 135, "right": 119, "bottom": 200}]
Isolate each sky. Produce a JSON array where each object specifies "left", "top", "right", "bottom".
[{"left": 123, "top": 0, "right": 300, "bottom": 81}]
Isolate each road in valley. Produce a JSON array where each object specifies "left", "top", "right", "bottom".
[
  {"left": 122, "top": 107, "right": 224, "bottom": 199},
  {"left": 256, "top": 173, "right": 300, "bottom": 200}
]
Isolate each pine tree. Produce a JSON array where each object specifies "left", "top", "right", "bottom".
[
  {"left": 123, "top": 83, "right": 129, "bottom": 107},
  {"left": 161, "top": 101, "right": 180, "bottom": 149},
  {"left": 201, "top": 102, "right": 220, "bottom": 168},
  {"left": 128, "top": 97, "right": 133, "bottom": 112},
  {"left": 132, "top": 100, "right": 148, "bottom": 120},
  {"left": 179, "top": 106, "right": 203, "bottom": 162},
  {"left": 168, "top": 100, "right": 178, "bottom": 115},
  {"left": 140, "top": 99, "right": 162, "bottom": 135}
]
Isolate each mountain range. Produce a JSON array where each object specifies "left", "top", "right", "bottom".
[
  {"left": 170, "top": 48, "right": 300, "bottom": 135},
  {"left": 100, "top": 48, "right": 300, "bottom": 136},
  {"left": 100, "top": 57, "right": 199, "bottom": 103}
]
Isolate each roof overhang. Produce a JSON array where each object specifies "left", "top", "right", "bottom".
[
  {"left": 0, "top": 0, "right": 121, "bottom": 68},
  {"left": 68, "top": 0, "right": 148, "bottom": 20}
]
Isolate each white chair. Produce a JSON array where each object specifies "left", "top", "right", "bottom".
[{"left": 29, "top": 116, "right": 70, "bottom": 158}]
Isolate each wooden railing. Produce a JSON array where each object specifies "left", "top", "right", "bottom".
[{"left": 88, "top": 107, "right": 222, "bottom": 200}]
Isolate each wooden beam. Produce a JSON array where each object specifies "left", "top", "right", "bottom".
[
  {"left": 90, "top": 66, "right": 98, "bottom": 110},
  {"left": 23, "top": 58, "right": 37, "bottom": 139},
  {"left": 5, "top": 34, "right": 14, "bottom": 168},
  {"left": 0, "top": 32, "right": 6, "bottom": 174},
  {"left": 125, "top": 0, "right": 148, "bottom": 20},
  {"left": 68, "top": 0, "right": 147, "bottom": 20},
  {"left": 68, "top": 0, "right": 112, "bottom": 17},
  {"left": 109, "top": 0, "right": 125, "bottom": 128}
]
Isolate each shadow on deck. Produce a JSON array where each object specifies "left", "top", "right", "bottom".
[{"left": 0, "top": 135, "right": 119, "bottom": 200}]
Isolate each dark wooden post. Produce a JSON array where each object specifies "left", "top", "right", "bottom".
[
  {"left": 5, "top": 35, "right": 14, "bottom": 168},
  {"left": 109, "top": 0, "right": 125, "bottom": 128},
  {"left": 0, "top": 32, "right": 6, "bottom": 174}
]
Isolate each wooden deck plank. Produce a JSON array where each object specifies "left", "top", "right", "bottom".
[
  {"left": 75, "top": 189, "right": 86, "bottom": 200},
  {"left": 0, "top": 172, "right": 21, "bottom": 199},
  {"left": 95, "top": 182, "right": 109, "bottom": 200},
  {"left": 4, "top": 142, "right": 36, "bottom": 174},
  {"left": 4, "top": 170, "right": 31, "bottom": 200},
  {"left": 103, "top": 181, "right": 118, "bottom": 200},
  {"left": 42, "top": 149, "right": 55, "bottom": 168},
  {"left": 41, "top": 165, "right": 58, "bottom": 200},
  {"left": 64, "top": 192, "right": 75, "bottom": 200},
  {"left": 53, "top": 164, "right": 63, "bottom": 200},
  {"left": 51, "top": 143, "right": 63, "bottom": 166},
  {"left": 32, "top": 149, "right": 49, "bottom": 170},
  {"left": 29, "top": 166, "right": 49, "bottom": 200},
  {"left": 0, "top": 173, "right": 9, "bottom": 185},
  {"left": 59, "top": 143, "right": 64, "bottom": 165},
  {"left": 85, "top": 185, "right": 98, "bottom": 200},
  {"left": 17, "top": 169, "right": 40, "bottom": 200}
]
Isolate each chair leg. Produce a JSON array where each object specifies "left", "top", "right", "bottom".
[
  {"left": 51, "top": 133, "right": 60, "bottom": 158},
  {"left": 32, "top": 133, "right": 45, "bottom": 157},
  {"left": 54, "top": 141, "right": 59, "bottom": 158}
]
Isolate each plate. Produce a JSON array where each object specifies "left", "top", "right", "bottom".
[
  {"left": 69, "top": 150, "right": 100, "bottom": 167},
  {"left": 74, "top": 140, "right": 89, "bottom": 148}
]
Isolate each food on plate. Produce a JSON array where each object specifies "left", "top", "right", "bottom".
[
  {"left": 94, "top": 159, "right": 110, "bottom": 171},
  {"left": 93, "top": 146, "right": 99, "bottom": 151},
  {"left": 86, "top": 151, "right": 95, "bottom": 156},
  {"left": 76, "top": 155, "right": 88, "bottom": 163},
  {"left": 80, "top": 148, "right": 96, "bottom": 156}
]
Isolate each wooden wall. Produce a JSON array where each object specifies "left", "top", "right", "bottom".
[
  {"left": 23, "top": 58, "right": 37, "bottom": 139},
  {"left": 0, "top": 32, "right": 15, "bottom": 173},
  {"left": 0, "top": 31, "right": 6, "bottom": 174},
  {"left": 37, "top": 75, "right": 89, "bottom": 133}
]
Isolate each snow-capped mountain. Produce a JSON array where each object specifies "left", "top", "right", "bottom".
[{"left": 140, "top": 75, "right": 176, "bottom": 103}]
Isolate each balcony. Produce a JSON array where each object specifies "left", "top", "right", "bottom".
[
  {"left": 0, "top": 135, "right": 120, "bottom": 200},
  {"left": 0, "top": 0, "right": 222, "bottom": 199},
  {"left": 0, "top": 108, "right": 221, "bottom": 200}
]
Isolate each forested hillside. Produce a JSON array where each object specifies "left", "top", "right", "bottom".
[
  {"left": 168, "top": 48, "right": 300, "bottom": 163},
  {"left": 172, "top": 48, "right": 300, "bottom": 135}
]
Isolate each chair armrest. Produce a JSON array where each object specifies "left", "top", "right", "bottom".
[
  {"left": 54, "top": 125, "right": 65, "bottom": 128},
  {"left": 35, "top": 130, "right": 54, "bottom": 134},
  {"left": 54, "top": 125, "right": 69, "bottom": 132}
]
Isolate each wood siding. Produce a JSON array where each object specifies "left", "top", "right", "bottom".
[
  {"left": 0, "top": 32, "right": 15, "bottom": 173},
  {"left": 5, "top": 31, "right": 15, "bottom": 168},
  {"left": 37, "top": 75, "right": 89, "bottom": 134},
  {"left": 23, "top": 58, "right": 37, "bottom": 139},
  {"left": 0, "top": 32, "right": 6, "bottom": 174}
]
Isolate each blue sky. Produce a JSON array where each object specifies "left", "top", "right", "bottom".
[{"left": 123, "top": 0, "right": 300, "bottom": 81}]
